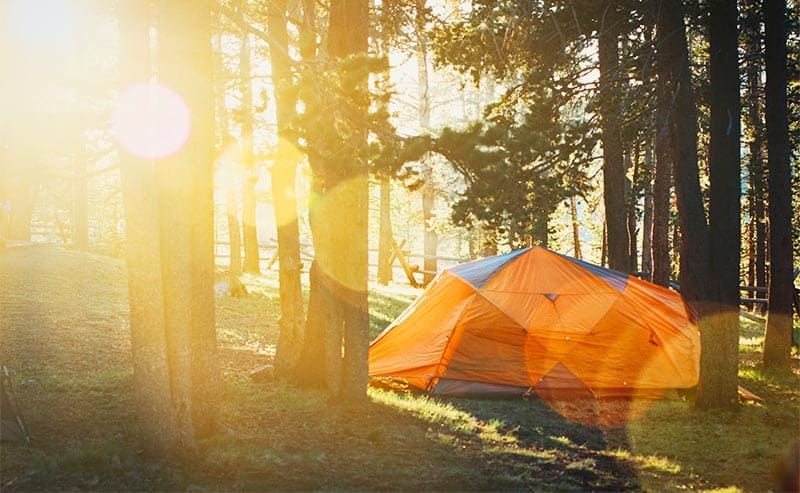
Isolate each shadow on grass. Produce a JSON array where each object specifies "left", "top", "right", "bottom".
[{"left": 434, "top": 395, "right": 641, "bottom": 491}]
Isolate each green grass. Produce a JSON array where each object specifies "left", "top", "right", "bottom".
[{"left": 1, "top": 246, "right": 798, "bottom": 492}]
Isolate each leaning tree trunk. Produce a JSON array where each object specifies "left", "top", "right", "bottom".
[
  {"left": 117, "top": 0, "right": 179, "bottom": 456},
  {"left": 598, "top": 0, "right": 631, "bottom": 273},
  {"left": 267, "top": 0, "right": 306, "bottom": 377},
  {"left": 762, "top": 0, "right": 793, "bottom": 370}
]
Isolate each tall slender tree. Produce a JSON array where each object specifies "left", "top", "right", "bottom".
[
  {"left": 327, "top": 0, "right": 370, "bottom": 401},
  {"left": 296, "top": 0, "right": 370, "bottom": 400},
  {"left": 265, "top": 0, "right": 306, "bottom": 377},
  {"left": 652, "top": 69, "right": 672, "bottom": 287},
  {"left": 213, "top": 33, "right": 245, "bottom": 297},
  {"left": 762, "top": 0, "right": 794, "bottom": 370},
  {"left": 239, "top": 27, "right": 260, "bottom": 274},
  {"left": 696, "top": 0, "right": 741, "bottom": 410},
  {"left": 657, "top": 0, "right": 740, "bottom": 410},
  {"left": 598, "top": 0, "right": 631, "bottom": 273},
  {"left": 158, "top": 0, "right": 219, "bottom": 438},
  {"left": 416, "top": 0, "right": 438, "bottom": 284},
  {"left": 743, "top": 0, "right": 768, "bottom": 292},
  {"left": 117, "top": 0, "right": 179, "bottom": 456}
]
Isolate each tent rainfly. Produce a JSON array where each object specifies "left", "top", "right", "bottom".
[{"left": 368, "top": 247, "right": 700, "bottom": 398}]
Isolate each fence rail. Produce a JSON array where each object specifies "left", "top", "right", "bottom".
[{"left": 214, "top": 239, "right": 468, "bottom": 286}]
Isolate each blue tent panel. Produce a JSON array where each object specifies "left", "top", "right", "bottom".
[
  {"left": 557, "top": 253, "right": 629, "bottom": 292},
  {"left": 448, "top": 248, "right": 531, "bottom": 289}
]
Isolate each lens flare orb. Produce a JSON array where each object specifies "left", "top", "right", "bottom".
[{"left": 113, "top": 82, "right": 191, "bottom": 160}]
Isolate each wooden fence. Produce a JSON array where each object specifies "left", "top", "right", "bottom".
[{"left": 214, "top": 238, "right": 468, "bottom": 286}]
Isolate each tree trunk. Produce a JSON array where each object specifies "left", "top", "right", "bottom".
[
  {"left": 533, "top": 213, "right": 548, "bottom": 249},
  {"left": 744, "top": 0, "right": 768, "bottom": 294},
  {"left": 159, "top": 0, "right": 218, "bottom": 438},
  {"left": 695, "top": 0, "right": 741, "bottom": 411},
  {"left": 652, "top": 71, "right": 672, "bottom": 287},
  {"left": 239, "top": 32, "right": 260, "bottom": 274},
  {"left": 8, "top": 177, "right": 34, "bottom": 241},
  {"left": 598, "top": 0, "right": 631, "bottom": 273},
  {"left": 657, "top": 0, "right": 739, "bottom": 411},
  {"left": 328, "top": 0, "right": 370, "bottom": 402},
  {"left": 417, "top": 1, "right": 438, "bottom": 285},
  {"left": 600, "top": 220, "right": 607, "bottom": 267},
  {"left": 72, "top": 162, "right": 88, "bottom": 250},
  {"left": 296, "top": 0, "right": 329, "bottom": 389},
  {"left": 626, "top": 149, "right": 639, "bottom": 272},
  {"left": 117, "top": 0, "right": 179, "bottom": 457},
  {"left": 641, "top": 138, "right": 654, "bottom": 279},
  {"left": 226, "top": 187, "right": 244, "bottom": 293},
  {"left": 267, "top": 0, "right": 306, "bottom": 378},
  {"left": 570, "top": 196, "right": 582, "bottom": 260},
  {"left": 762, "top": 0, "right": 793, "bottom": 370},
  {"left": 213, "top": 33, "right": 245, "bottom": 296},
  {"left": 297, "top": 0, "right": 370, "bottom": 401},
  {"left": 377, "top": 175, "right": 393, "bottom": 285}
]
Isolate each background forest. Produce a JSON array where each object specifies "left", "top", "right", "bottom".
[{"left": 0, "top": 0, "right": 798, "bottom": 491}]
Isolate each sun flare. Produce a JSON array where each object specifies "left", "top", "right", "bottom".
[
  {"left": 112, "top": 82, "right": 191, "bottom": 160},
  {"left": 5, "top": 0, "right": 76, "bottom": 46}
]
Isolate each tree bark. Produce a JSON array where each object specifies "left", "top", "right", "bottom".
[
  {"left": 744, "top": 9, "right": 768, "bottom": 292},
  {"left": 296, "top": 0, "right": 329, "bottom": 389},
  {"left": 417, "top": 0, "right": 438, "bottom": 285},
  {"left": 656, "top": 0, "right": 709, "bottom": 306},
  {"left": 267, "top": 0, "right": 306, "bottom": 378},
  {"left": 239, "top": 32, "right": 260, "bottom": 274},
  {"left": 117, "top": 0, "right": 179, "bottom": 457},
  {"left": 328, "top": 0, "right": 370, "bottom": 402},
  {"left": 159, "top": 0, "right": 218, "bottom": 439},
  {"left": 570, "top": 196, "right": 582, "bottom": 260},
  {"left": 72, "top": 162, "right": 89, "bottom": 250},
  {"left": 377, "top": 175, "right": 394, "bottom": 284},
  {"left": 598, "top": 0, "right": 631, "bottom": 273},
  {"left": 226, "top": 187, "right": 244, "bottom": 292},
  {"left": 762, "top": 0, "right": 793, "bottom": 370},
  {"left": 297, "top": 0, "right": 370, "bottom": 401},
  {"left": 641, "top": 138, "right": 654, "bottom": 279},
  {"left": 213, "top": 34, "right": 245, "bottom": 296},
  {"left": 657, "top": 0, "right": 739, "bottom": 411},
  {"left": 695, "top": 0, "right": 741, "bottom": 411},
  {"left": 600, "top": 220, "right": 607, "bottom": 267},
  {"left": 626, "top": 149, "right": 639, "bottom": 272}
]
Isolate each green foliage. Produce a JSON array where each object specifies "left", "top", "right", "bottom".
[
  {"left": 427, "top": 0, "right": 672, "bottom": 249},
  {"left": 430, "top": 78, "right": 597, "bottom": 247}
]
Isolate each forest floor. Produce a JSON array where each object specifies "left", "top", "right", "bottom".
[{"left": 0, "top": 246, "right": 798, "bottom": 492}]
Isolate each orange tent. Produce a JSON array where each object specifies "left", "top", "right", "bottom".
[{"left": 368, "top": 247, "right": 700, "bottom": 398}]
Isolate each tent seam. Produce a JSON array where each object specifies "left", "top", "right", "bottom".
[{"left": 426, "top": 284, "right": 478, "bottom": 393}]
